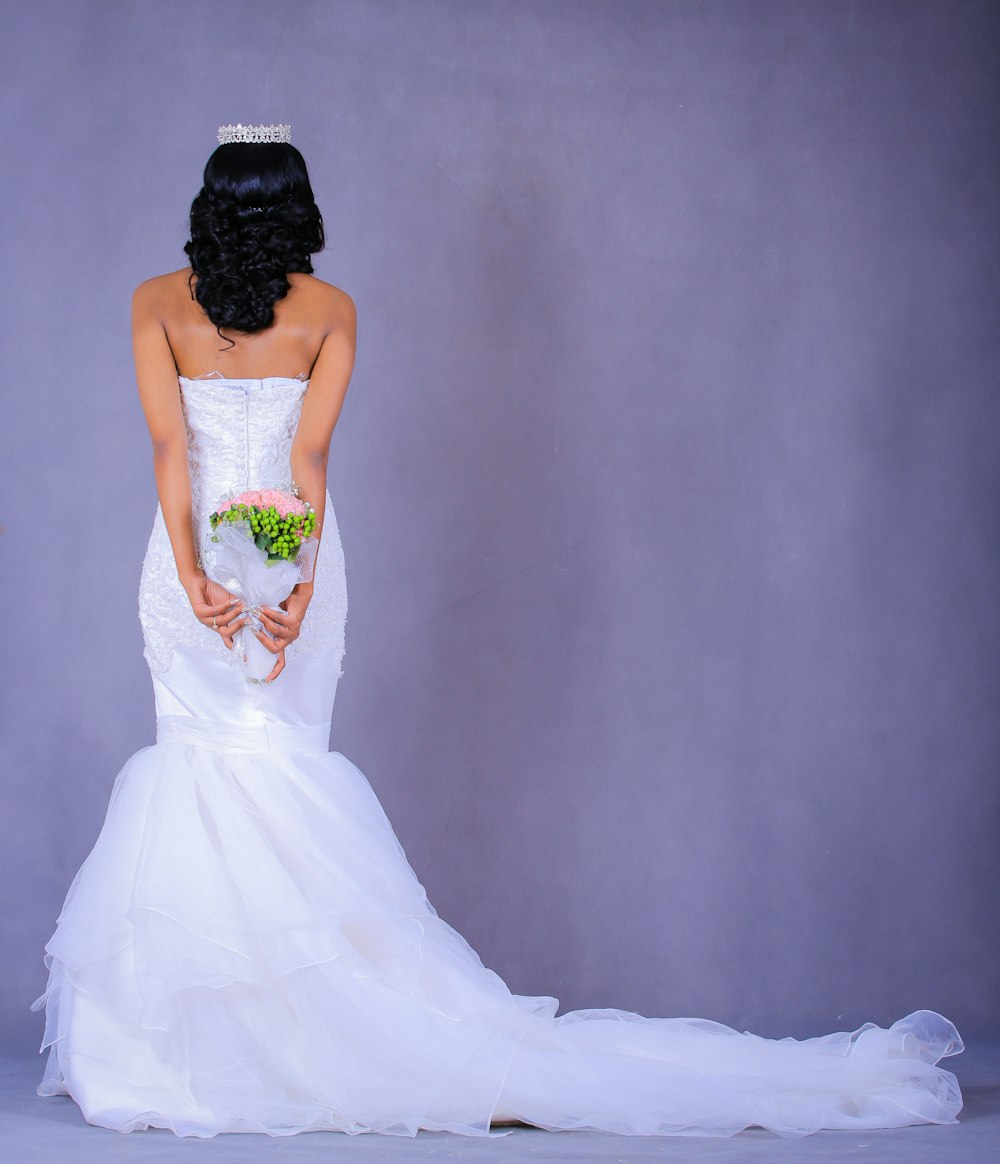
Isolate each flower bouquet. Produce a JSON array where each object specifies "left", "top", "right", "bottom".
[{"left": 201, "top": 487, "right": 319, "bottom": 682}]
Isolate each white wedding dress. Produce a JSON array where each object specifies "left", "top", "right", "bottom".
[{"left": 30, "top": 373, "right": 965, "bottom": 1139}]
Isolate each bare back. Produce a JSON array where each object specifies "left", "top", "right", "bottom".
[{"left": 155, "top": 267, "right": 352, "bottom": 380}]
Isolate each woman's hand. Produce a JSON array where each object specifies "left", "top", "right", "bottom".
[
  {"left": 181, "top": 572, "right": 249, "bottom": 651},
  {"left": 250, "top": 590, "right": 311, "bottom": 684}
]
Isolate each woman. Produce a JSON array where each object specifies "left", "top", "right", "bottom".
[{"left": 30, "top": 123, "right": 965, "bottom": 1140}]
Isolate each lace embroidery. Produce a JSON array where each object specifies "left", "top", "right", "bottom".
[{"left": 137, "top": 380, "right": 347, "bottom": 679}]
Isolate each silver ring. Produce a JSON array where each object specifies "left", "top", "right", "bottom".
[{"left": 212, "top": 615, "right": 218, "bottom": 629}]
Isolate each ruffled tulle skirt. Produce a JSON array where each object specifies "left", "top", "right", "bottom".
[{"left": 30, "top": 646, "right": 965, "bottom": 1138}]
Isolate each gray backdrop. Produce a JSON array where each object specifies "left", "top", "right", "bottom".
[{"left": 2, "top": 0, "right": 998, "bottom": 1054}]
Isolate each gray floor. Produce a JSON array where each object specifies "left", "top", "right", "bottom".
[{"left": 2, "top": 1043, "right": 997, "bottom": 1163}]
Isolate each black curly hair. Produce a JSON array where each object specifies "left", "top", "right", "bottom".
[{"left": 183, "top": 142, "right": 325, "bottom": 347}]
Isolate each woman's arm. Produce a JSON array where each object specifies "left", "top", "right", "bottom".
[
  {"left": 131, "top": 278, "right": 201, "bottom": 587},
  {"left": 286, "top": 290, "right": 358, "bottom": 601},
  {"left": 131, "top": 278, "right": 248, "bottom": 650}
]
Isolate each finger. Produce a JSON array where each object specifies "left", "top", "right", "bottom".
[
  {"left": 253, "top": 627, "right": 284, "bottom": 654},
  {"left": 195, "top": 597, "right": 243, "bottom": 618},
  {"left": 198, "top": 607, "right": 244, "bottom": 633},
  {"left": 260, "top": 604, "right": 290, "bottom": 620},
  {"left": 256, "top": 608, "right": 292, "bottom": 633},
  {"left": 218, "top": 616, "right": 250, "bottom": 646},
  {"left": 264, "top": 648, "right": 286, "bottom": 684},
  {"left": 205, "top": 579, "right": 241, "bottom": 607},
  {"left": 215, "top": 603, "right": 248, "bottom": 627},
  {"left": 258, "top": 606, "right": 299, "bottom": 640},
  {"left": 257, "top": 605, "right": 287, "bottom": 625},
  {"left": 211, "top": 596, "right": 244, "bottom": 614}
]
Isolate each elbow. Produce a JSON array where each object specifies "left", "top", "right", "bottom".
[
  {"left": 151, "top": 435, "right": 187, "bottom": 460},
  {"left": 293, "top": 446, "right": 329, "bottom": 473}
]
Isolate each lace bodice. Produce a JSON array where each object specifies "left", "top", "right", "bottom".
[
  {"left": 179, "top": 376, "right": 309, "bottom": 551},
  {"left": 138, "top": 376, "right": 348, "bottom": 678}
]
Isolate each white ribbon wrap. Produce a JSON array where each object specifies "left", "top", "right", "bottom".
[{"left": 202, "top": 519, "right": 319, "bottom": 682}]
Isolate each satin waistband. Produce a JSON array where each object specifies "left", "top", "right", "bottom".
[{"left": 156, "top": 714, "right": 331, "bottom": 755}]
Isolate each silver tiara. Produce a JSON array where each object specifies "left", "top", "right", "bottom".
[{"left": 217, "top": 123, "right": 292, "bottom": 145}]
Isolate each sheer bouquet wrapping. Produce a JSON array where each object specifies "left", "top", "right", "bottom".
[{"left": 201, "top": 488, "right": 319, "bottom": 682}]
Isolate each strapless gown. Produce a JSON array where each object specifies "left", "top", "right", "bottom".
[{"left": 30, "top": 373, "right": 965, "bottom": 1139}]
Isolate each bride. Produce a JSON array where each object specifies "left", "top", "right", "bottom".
[{"left": 30, "top": 123, "right": 965, "bottom": 1140}]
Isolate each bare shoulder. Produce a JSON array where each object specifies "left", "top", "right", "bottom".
[
  {"left": 131, "top": 267, "right": 194, "bottom": 314},
  {"left": 289, "top": 272, "right": 356, "bottom": 329}
]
